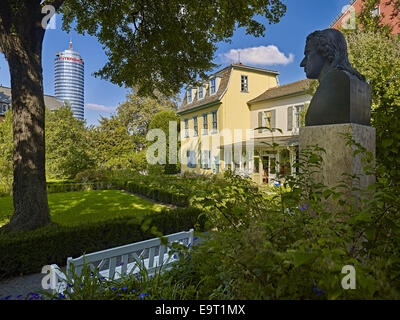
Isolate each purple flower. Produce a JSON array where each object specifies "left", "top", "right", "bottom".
[
  {"left": 313, "top": 288, "right": 324, "bottom": 295},
  {"left": 300, "top": 204, "right": 310, "bottom": 211},
  {"left": 122, "top": 286, "right": 128, "bottom": 290},
  {"left": 139, "top": 293, "right": 150, "bottom": 299}
]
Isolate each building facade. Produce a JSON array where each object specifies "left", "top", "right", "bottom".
[
  {"left": 0, "top": 86, "right": 63, "bottom": 121},
  {"left": 177, "top": 63, "right": 312, "bottom": 185},
  {"left": 54, "top": 41, "right": 85, "bottom": 121},
  {"left": 177, "top": 63, "right": 279, "bottom": 178},
  {"left": 330, "top": 0, "right": 400, "bottom": 34}
]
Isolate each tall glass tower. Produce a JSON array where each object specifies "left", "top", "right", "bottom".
[{"left": 54, "top": 41, "right": 85, "bottom": 120}]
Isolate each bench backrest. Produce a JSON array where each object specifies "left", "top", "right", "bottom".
[{"left": 66, "top": 229, "right": 194, "bottom": 279}]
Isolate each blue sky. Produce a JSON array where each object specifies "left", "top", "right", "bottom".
[{"left": 0, "top": 0, "right": 350, "bottom": 126}]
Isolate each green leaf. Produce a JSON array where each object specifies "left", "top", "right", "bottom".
[
  {"left": 287, "top": 250, "right": 320, "bottom": 268},
  {"left": 382, "top": 139, "right": 394, "bottom": 148}
]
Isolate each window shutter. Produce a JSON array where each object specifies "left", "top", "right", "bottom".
[
  {"left": 224, "top": 150, "right": 232, "bottom": 165},
  {"left": 270, "top": 110, "right": 276, "bottom": 131},
  {"left": 258, "top": 112, "right": 263, "bottom": 133},
  {"left": 192, "top": 151, "right": 197, "bottom": 167},
  {"left": 287, "top": 106, "right": 293, "bottom": 131}
]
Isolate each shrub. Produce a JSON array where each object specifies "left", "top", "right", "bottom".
[
  {"left": 125, "top": 181, "right": 189, "bottom": 207},
  {"left": 74, "top": 169, "right": 139, "bottom": 182},
  {"left": 74, "top": 169, "right": 109, "bottom": 182},
  {"left": 0, "top": 207, "right": 207, "bottom": 279},
  {"left": 183, "top": 143, "right": 400, "bottom": 299},
  {"left": 46, "top": 180, "right": 127, "bottom": 194}
]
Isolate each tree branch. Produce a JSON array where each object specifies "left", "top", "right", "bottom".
[{"left": 43, "top": 0, "right": 65, "bottom": 12}]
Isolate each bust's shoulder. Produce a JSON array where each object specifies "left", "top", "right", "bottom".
[
  {"left": 321, "top": 69, "right": 353, "bottom": 82},
  {"left": 321, "top": 68, "right": 365, "bottom": 85}
]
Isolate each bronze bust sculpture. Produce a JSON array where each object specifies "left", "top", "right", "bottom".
[{"left": 300, "top": 29, "right": 371, "bottom": 126}]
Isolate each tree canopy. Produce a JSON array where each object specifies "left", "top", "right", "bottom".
[
  {"left": 46, "top": 106, "right": 95, "bottom": 179},
  {"left": 343, "top": 0, "right": 400, "bottom": 183},
  {"left": 61, "top": 0, "right": 287, "bottom": 97}
]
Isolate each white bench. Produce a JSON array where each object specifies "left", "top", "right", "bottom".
[{"left": 50, "top": 229, "right": 194, "bottom": 293}]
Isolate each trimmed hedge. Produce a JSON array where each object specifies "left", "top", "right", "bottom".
[
  {"left": 46, "top": 180, "right": 127, "bottom": 194},
  {"left": 0, "top": 207, "right": 207, "bottom": 279},
  {"left": 126, "top": 181, "right": 189, "bottom": 207}
]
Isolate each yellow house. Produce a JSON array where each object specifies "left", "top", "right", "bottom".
[{"left": 177, "top": 63, "right": 279, "bottom": 175}]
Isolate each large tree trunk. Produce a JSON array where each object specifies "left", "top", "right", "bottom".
[{"left": 0, "top": 2, "right": 51, "bottom": 232}]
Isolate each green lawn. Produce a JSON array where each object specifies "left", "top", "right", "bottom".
[{"left": 0, "top": 190, "right": 164, "bottom": 227}]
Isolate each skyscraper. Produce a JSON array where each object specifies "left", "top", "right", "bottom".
[{"left": 54, "top": 40, "right": 85, "bottom": 120}]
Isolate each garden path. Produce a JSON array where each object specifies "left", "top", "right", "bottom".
[{"left": 0, "top": 268, "right": 64, "bottom": 300}]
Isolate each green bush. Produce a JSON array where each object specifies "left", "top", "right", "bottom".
[
  {"left": 0, "top": 207, "right": 207, "bottom": 279},
  {"left": 46, "top": 180, "right": 127, "bottom": 194},
  {"left": 74, "top": 169, "right": 109, "bottom": 182},
  {"left": 74, "top": 169, "right": 139, "bottom": 182},
  {"left": 179, "top": 144, "right": 400, "bottom": 300},
  {"left": 125, "top": 181, "right": 189, "bottom": 207}
]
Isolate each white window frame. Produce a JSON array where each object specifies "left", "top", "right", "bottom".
[
  {"left": 187, "top": 88, "right": 193, "bottom": 103},
  {"left": 295, "top": 105, "right": 305, "bottom": 129},
  {"left": 193, "top": 116, "right": 198, "bottom": 137},
  {"left": 224, "top": 149, "right": 233, "bottom": 170},
  {"left": 209, "top": 77, "right": 217, "bottom": 95},
  {"left": 197, "top": 85, "right": 204, "bottom": 100},
  {"left": 187, "top": 150, "right": 197, "bottom": 168},
  {"left": 202, "top": 113, "right": 208, "bottom": 135},
  {"left": 211, "top": 111, "right": 218, "bottom": 134},
  {"left": 184, "top": 118, "right": 189, "bottom": 138},
  {"left": 371, "top": 6, "right": 380, "bottom": 17},
  {"left": 241, "top": 75, "right": 249, "bottom": 93},
  {"left": 200, "top": 150, "right": 211, "bottom": 170}
]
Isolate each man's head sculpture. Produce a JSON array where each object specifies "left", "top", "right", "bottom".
[{"left": 300, "top": 29, "right": 371, "bottom": 126}]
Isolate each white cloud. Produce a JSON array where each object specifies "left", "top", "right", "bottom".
[
  {"left": 85, "top": 103, "right": 117, "bottom": 113},
  {"left": 223, "top": 45, "right": 295, "bottom": 66}
]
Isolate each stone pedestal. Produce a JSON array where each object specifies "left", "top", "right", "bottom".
[{"left": 299, "top": 123, "right": 376, "bottom": 190}]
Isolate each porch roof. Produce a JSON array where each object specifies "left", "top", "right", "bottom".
[{"left": 218, "top": 136, "right": 299, "bottom": 150}]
